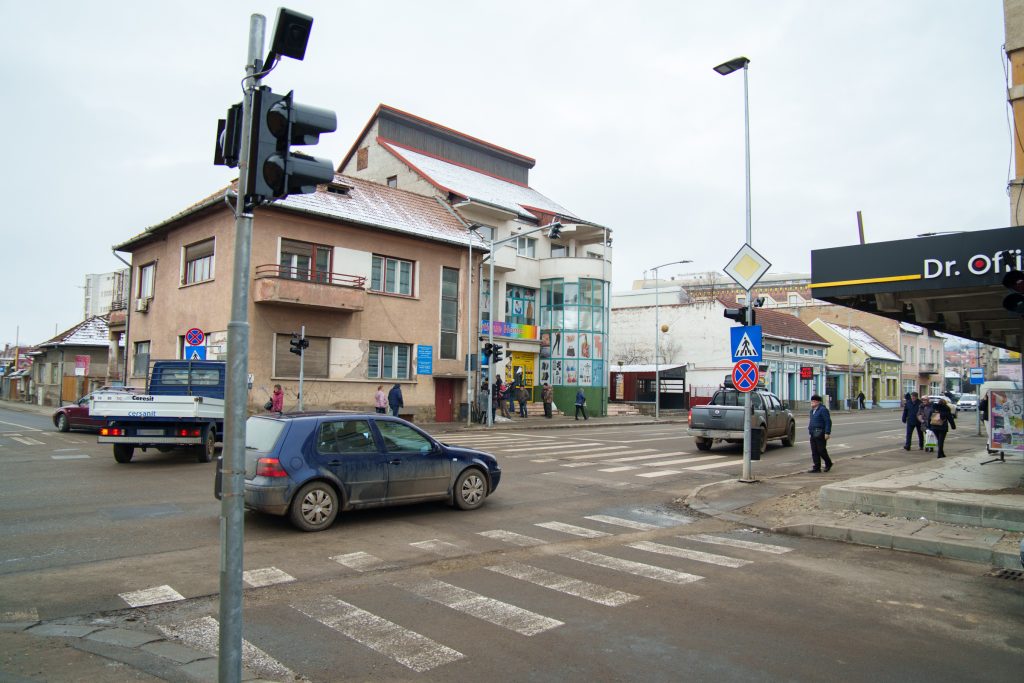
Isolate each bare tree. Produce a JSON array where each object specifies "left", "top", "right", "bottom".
[
  {"left": 659, "top": 337, "right": 682, "bottom": 365},
  {"left": 614, "top": 341, "right": 652, "bottom": 365}
]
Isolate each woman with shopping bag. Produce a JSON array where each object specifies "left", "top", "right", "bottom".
[{"left": 922, "top": 398, "right": 956, "bottom": 458}]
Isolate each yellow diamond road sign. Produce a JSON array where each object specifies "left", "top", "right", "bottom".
[{"left": 724, "top": 244, "right": 771, "bottom": 291}]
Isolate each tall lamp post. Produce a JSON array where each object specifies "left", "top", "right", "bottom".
[
  {"left": 650, "top": 259, "right": 691, "bottom": 419},
  {"left": 714, "top": 55, "right": 755, "bottom": 482},
  {"left": 482, "top": 220, "right": 563, "bottom": 426}
]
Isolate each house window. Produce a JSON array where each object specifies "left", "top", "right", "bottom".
[
  {"left": 474, "top": 224, "right": 494, "bottom": 241},
  {"left": 183, "top": 238, "right": 215, "bottom": 285},
  {"left": 505, "top": 284, "right": 536, "bottom": 326},
  {"left": 371, "top": 255, "right": 413, "bottom": 295},
  {"left": 516, "top": 237, "right": 536, "bottom": 258},
  {"left": 788, "top": 293, "right": 800, "bottom": 304},
  {"left": 551, "top": 244, "right": 568, "bottom": 258},
  {"left": 281, "top": 239, "right": 332, "bottom": 282},
  {"left": 357, "top": 147, "right": 369, "bottom": 171},
  {"left": 274, "top": 334, "right": 328, "bottom": 378},
  {"left": 138, "top": 263, "right": 155, "bottom": 299},
  {"left": 440, "top": 267, "right": 459, "bottom": 360},
  {"left": 368, "top": 342, "right": 411, "bottom": 380},
  {"left": 133, "top": 341, "right": 150, "bottom": 377},
  {"left": 386, "top": 175, "right": 398, "bottom": 188},
  {"left": 50, "top": 362, "right": 59, "bottom": 384}
]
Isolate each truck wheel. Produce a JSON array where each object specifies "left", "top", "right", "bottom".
[
  {"left": 694, "top": 437, "right": 713, "bottom": 451},
  {"left": 781, "top": 421, "right": 796, "bottom": 447},
  {"left": 196, "top": 425, "right": 216, "bottom": 463},
  {"left": 113, "top": 444, "right": 134, "bottom": 464},
  {"left": 290, "top": 481, "right": 339, "bottom": 532},
  {"left": 757, "top": 428, "right": 768, "bottom": 454}
]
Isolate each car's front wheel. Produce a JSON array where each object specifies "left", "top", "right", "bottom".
[
  {"left": 453, "top": 468, "right": 487, "bottom": 510},
  {"left": 290, "top": 481, "right": 339, "bottom": 532},
  {"left": 55, "top": 414, "right": 70, "bottom": 433}
]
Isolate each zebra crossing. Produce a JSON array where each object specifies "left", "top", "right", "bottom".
[
  {"left": 444, "top": 431, "right": 744, "bottom": 479},
  {"left": 141, "top": 514, "right": 794, "bottom": 676}
]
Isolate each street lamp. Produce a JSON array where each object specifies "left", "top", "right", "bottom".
[
  {"left": 481, "top": 220, "right": 563, "bottom": 426},
  {"left": 715, "top": 54, "right": 755, "bottom": 482},
  {"left": 650, "top": 259, "right": 691, "bottom": 420}
]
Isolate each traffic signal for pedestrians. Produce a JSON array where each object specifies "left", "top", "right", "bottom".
[
  {"left": 491, "top": 345, "right": 504, "bottom": 363},
  {"left": 482, "top": 343, "right": 493, "bottom": 359},
  {"left": 289, "top": 332, "right": 308, "bottom": 355},
  {"left": 1003, "top": 270, "right": 1024, "bottom": 316},
  {"left": 248, "top": 86, "right": 337, "bottom": 202},
  {"left": 214, "top": 102, "right": 244, "bottom": 167}
]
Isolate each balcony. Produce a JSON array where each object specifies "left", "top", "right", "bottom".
[
  {"left": 253, "top": 265, "right": 367, "bottom": 312},
  {"left": 918, "top": 363, "right": 938, "bottom": 375},
  {"left": 539, "top": 255, "right": 611, "bottom": 281}
]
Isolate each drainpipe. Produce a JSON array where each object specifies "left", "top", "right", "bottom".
[{"left": 112, "top": 250, "right": 133, "bottom": 384}]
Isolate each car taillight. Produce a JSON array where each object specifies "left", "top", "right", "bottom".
[
  {"left": 100, "top": 427, "right": 124, "bottom": 436},
  {"left": 256, "top": 458, "right": 288, "bottom": 477},
  {"left": 687, "top": 409, "right": 692, "bottom": 426}
]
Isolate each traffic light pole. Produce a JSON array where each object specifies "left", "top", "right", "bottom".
[
  {"left": 218, "top": 13, "right": 264, "bottom": 683},
  {"left": 298, "top": 324, "right": 305, "bottom": 411},
  {"left": 740, "top": 287, "right": 754, "bottom": 482}
]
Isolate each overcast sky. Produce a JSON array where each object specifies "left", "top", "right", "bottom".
[{"left": 2, "top": 0, "right": 1011, "bottom": 346}]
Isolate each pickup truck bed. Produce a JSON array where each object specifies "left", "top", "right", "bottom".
[{"left": 688, "top": 388, "right": 796, "bottom": 453}]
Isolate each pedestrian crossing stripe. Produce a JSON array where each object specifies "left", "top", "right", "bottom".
[
  {"left": 627, "top": 541, "right": 752, "bottom": 568},
  {"left": 562, "top": 549, "right": 704, "bottom": 585},
  {"left": 119, "top": 585, "right": 184, "bottom": 608},
  {"left": 535, "top": 521, "right": 609, "bottom": 538},
  {"left": 331, "top": 551, "right": 394, "bottom": 572},
  {"left": 159, "top": 616, "right": 295, "bottom": 680},
  {"left": 410, "top": 539, "right": 464, "bottom": 556},
  {"left": 402, "top": 579, "right": 563, "bottom": 636},
  {"left": 687, "top": 534, "right": 793, "bottom": 554},
  {"left": 485, "top": 562, "right": 640, "bottom": 606},
  {"left": 243, "top": 567, "right": 295, "bottom": 588},
  {"left": 584, "top": 515, "right": 660, "bottom": 531}
]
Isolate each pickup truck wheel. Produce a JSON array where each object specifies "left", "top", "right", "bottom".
[
  {"left": 757, "top": 428, "right": 768, "bottom": 454},
  {"left": 113, "top": 444, "right": 134, "bottom": 464},
  {"left": 196, "top": 425, "right": 216, "bottom": 463},
  {"left": 694, "top": 437, "right": 713, "bottom": 451},
  {"left": 290, "top": 482, "right": 339, "bottom": 532},
  {"left": 781, "top": 421, "right": 796, "bottom": 447},
  {"left": 55, "top": 414, "right": 70, "bottom": 432}
]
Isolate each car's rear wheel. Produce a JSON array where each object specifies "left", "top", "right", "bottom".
[
  {"left": 55, "top": 414, "right": 70, "bottom": 432},
  {"left": 694, "top": 437, "right": 713, "bottom": 451},
  {"left": 453, "top": 468, "right": 487, "bottom": 510},
  {"left": 113, "top": 444, "right": 134, "bottom": 464},
  {"left": 195, "top": 425, "right": 216, "bottom": 463},
  {"left": 757, "top": 427, "right": 768, "bottom": 454},
  {"left": 781, "top": 421, "right": 796, "bottom": 447},
  {"left": 290, "top": 481, "right": 339, "bottom": 532}
]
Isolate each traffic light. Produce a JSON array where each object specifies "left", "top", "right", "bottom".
[
  {"left": 248, "top": 86, "right": 337, "bottom": 202},
  {"left": 492, "top": 345, "right": 504, "bottom": 363},
  {"left": 214, "top": 102, "right": 243, "bottom": 167},
  {"left": 482, "top": 343, "right": 493, "bottom": 359},
  {"left": 289, "top": 333, "right": 307, "bottom": 355},
  {"left": 723, "top": 306, "right": 748, "bottom": 325},
  {"left": 548, "top": 222, "right": 562, "bottom": 240},
  {"left": 1003, "top": 270, "right": 1024, "bottom": 316}
]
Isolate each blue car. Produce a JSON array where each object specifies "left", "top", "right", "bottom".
[{"left": 242, "top": 413, "right": 501, "bottom": 532}]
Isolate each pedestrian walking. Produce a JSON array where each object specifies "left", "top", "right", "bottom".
[
  {"left": 496, "top": 378, "right": 511, "bottom": 418},
  {"left": 922, "top": 398, "right": 956, "bottom": 458},
  {"left": 542, "top": 382, "right": 554, "bottom": 418},
  {"left": 387, "top": 383, "right": 404, "bottom": 417},
  {"left": 507, "top": 381, "right": 517, "bottom": 416},
  {"left": 374, "top": 385, "right": 387, "bottom": 414},
  {"left": 857, "top": 391, "right": 866, "bottom": 410},
  {"left": 807, "top": 394, "right": 833, "bottom": 473},
  {"left": 902, "top": 391, "right": 923, "bottom": 450},
  {"left": 517, "top": 385, "right": 530, "bottom": 417},
  {"left": 270, "top": 384, "right": 284, "bottom": 414},
  {"left": 574, "top": 388, "right": 588, "bottom": 420}
]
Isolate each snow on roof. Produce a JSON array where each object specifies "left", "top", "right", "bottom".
[
  {"left": 899, "top": 322, "right": 924, "bottom": 334},
  {"left": 382, "top": 142, "right": 579, "bottom": 221},
  {"left": 610, "top": 364, "right": 686, "bottom": 373},
  {"left": 822, "top": 322, "right": 901, "bottom": 361},
  {"left": 39, "top": 316, "right": 110, "bottom": 348}
]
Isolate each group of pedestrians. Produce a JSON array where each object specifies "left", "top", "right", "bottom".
[{"left": 901, "top": 392, "right": 956, "bottom": 458}]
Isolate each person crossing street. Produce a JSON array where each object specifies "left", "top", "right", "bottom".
[
  {"left": 807, "top": 394, "right": 833, "bottom": 473},
  {"left": 902, "top": 392, "right": 924, "bottom": 450}
]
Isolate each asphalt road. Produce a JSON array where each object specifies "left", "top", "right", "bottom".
[{"left": 0, "top": 406, "right": 1018, "bottom": 681}]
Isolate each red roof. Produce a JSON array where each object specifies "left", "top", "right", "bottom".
[{"left": 717, "top": 297, "right": 829, "bottom": 345}]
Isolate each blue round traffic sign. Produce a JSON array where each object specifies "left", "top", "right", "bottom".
[
  {"left": 185, "top": 328, "right": 205, "bottom": 346},
  {"left": 732, "top": 359, "right": 759, "bottom": 393}
]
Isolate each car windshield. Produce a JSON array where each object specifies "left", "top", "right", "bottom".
[{"left": 245, "top": 416, "right": 286, "bottom": 451}]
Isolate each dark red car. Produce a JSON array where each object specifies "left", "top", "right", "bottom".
[{"left": 53, "top": 387, "right": 137, "bottom": 432}]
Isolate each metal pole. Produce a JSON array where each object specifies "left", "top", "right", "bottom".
[
  {"left": 488, "top": 239, "right": 495, "bottom": 427},
  {"left": 219, "top": 14, "right": 264, "bottom": 683},
  {"left": 467, "top": 233, "right": 473, "bottom": 426},
  {"left": 654, "top": 268, "right": 660, "bottom": 420},
  {"left": 298, "top": 324, "right": 305, "bottom": 412},
  {"left": 740, "top": 62, "right": 754, "bottom": 483}
]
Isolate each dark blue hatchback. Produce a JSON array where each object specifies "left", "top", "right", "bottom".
[{"left": 243, "top": 413, "right": 501, "bottom": 532}]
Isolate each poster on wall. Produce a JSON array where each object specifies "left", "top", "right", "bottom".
[
  {"left": 988, "top": 390, "right": 1024, "bottom": 454},
  {"left": 540, "top": 332, "right": 551, "bottom": 358},
  {"left": 565, "top": 333, "right": 578, "bottom": 358},
  {"left": 594, "top": 334, "right": 603, "bottom": 360},
  {"left": 579, "top": 334, "right": 591, "bottom": 359},
  {"left": 553, "top": 360, "right": 563, "bottom": 386},
  {"left": 579, "top": 361, "right": 592, "bottom": 386},
  {"left": 592, "top": 360, "right": 604, "bottom": 387},
  {"left": 540, "top": 359, "right": 550, "bottom": 383},
  {"left": 565, "top": 360, "right": 578, "bottom": 385}
]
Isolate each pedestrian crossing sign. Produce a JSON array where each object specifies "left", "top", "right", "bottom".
[{"left": 730, "top": 325, "right": 762, "bottom": 363}]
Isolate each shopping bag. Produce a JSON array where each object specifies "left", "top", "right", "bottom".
[{"left": 924, "top": 429, "right": 938, "bottom": 449}]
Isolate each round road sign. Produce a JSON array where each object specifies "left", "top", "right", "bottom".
[
  {"left": 732, "top": 359, "right": 759, "bottom": 393},
  {"left": 185, "top": 328, "right": 205, "bottom": 346}
]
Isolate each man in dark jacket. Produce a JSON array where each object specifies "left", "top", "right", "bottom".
[
  {"left": 541, "top": 383, "right": 554, "bottom": 418},
  {"left": 387, "top": 384, "right": 404, "bottom": 417},
  {"left": 922, "top": 398, "right": 956, "bottom": 458},
  {"left": 807, "top": 394, "right": 833, "bottom": 473},
  {"left": 902, "top": 392, "right": 924, "bottom": 451}
]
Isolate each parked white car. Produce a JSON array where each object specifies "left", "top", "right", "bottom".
[{"left": 956, "top": 395, "right": 978, "bottom": 411}]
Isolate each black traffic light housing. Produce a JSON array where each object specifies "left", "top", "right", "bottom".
[
  {"left": 548, "top": 222, "right": 562, "bottom": 240},
  {"left": 1003, "top": 270, "right": 1024, "bottom": 316},
  {"left": 723, "top": 306, "right": 748, "bottom": 325},
  {"left": 268, "top": 8, "right": 313, "bottom": 62},
  {"left": 289, "top": 333, "right": 308, "bottom": 355},
  {"left": 482, "top": 343, "right": 493, "bottom": 360},
  {"left": 214, "top": 102, "right": 243, "bottom": 167},
  {"left": 491, "top": 345, "right": 504, "bottom": 363}
]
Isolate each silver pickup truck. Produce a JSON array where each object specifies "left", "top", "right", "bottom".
[{"left": 687, "top": 388, "right": 796, "bottom": 454}]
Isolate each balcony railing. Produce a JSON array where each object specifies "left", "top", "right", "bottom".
[
  {"left": 918, "top": 363, "right": 938, "bottom": 374},
  {"left": 253, "top": 264, "right": 367, "bottom": 312}
]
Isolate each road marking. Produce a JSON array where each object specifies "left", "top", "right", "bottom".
[
  {"left": 564, "top": 448, "right": 656, "bottom": 461},
  {"left": 605, "top": 451, "right": 691, "bottom": 463},
  {"left": 599, "top": 466, "right": 638, "bottom": 472},
  {"left": 521, "top": 442, "right": 605, "bottom": 452},
  {"left": 636, "top": 470, "right": 682, "bottom": 478},
  {"left": 562, "top": 550, "right": 704, "bottom": 585},
  {"left": 531, "top": 458, "right": 557, "bottom": 462},
  {"left": 627, "top": 541, "right": 752, "bottom": 567},
  {"left": 403, "top": 579, "right": 563, "bottom": 636},
  {"left": 243, "top": 567, "right": 295, "bottom": 588},
  {"left": 535, "top": 521, "right": 610, "bottom": 538},
  {"left": 560, "top": 462, "right": 597, "bottom": 468},
  {"left": 0, "top": 608, "right": 38, "bottom": 621},
  {"left": 119, "top": 585, "right": 185, "bottom": 607},
  {"left": 684, "top": 460, "right": 744, "bottom": 470},
  {"left": 159, "top": 616, "right": 294, "bottom": 679},
  {"left": 410, "top": 539, "right": 464, "bottom": 556},
  {"left": 486, "top": 561, "right": 640, "bottom": 606},
  {"left": 11, "top": 436, "right": 44, "bottom": 446},
  {"left": 0, "top": 420, "right": 43, "bottom": 432},
  {"left": 604, "top": 435, "right": 687, "bottom": 443},
  {"left": 53, "top": 448, "right": 80, "bottom": 452},
  {"left": 293, "top": 596, "right": 463, "bottom": 672},
  {"left": 687, "top": 534, "right": 793, "bottom": 554},
  {"left": 584, "top": 515, "right": 660, "bottom": 531},
  {"left": 642, "top": 455, "right": 725, "bottom": 467},
  {"left": 330, "top": 551, "right": 394, "bottom": 572},
  {"left": 51, "top": 454, "right": 89, "bottom": 460},
  {"left": 478, "top": 530, "right": 547, "bottom": 546}
]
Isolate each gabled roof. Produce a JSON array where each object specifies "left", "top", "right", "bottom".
[
  {"left": 717, "top": 298, "right": 830, "bottom": 346},
  {"left": 380, "top": 141, "right": 579, "bottom": 221},
  {"left": 38, "top": 315, "right": 110, "bottom": 348},
  {"left": 819, "top": 321, "right": 902, "bottom": 361}
]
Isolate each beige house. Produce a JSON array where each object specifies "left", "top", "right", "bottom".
[
  {"left": 30, "top": 316, "right": 112, "bottom": 406},
  {"left": 114, "top": 175, "right": 485, "bottom": 421}
]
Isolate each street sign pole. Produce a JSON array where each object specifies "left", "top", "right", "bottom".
[
  {"left": 298, "top": 324, "right": 305, "bottom": 412},
  {"left": 741, "top": 288, "right": 754, "bottom": 482}
]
